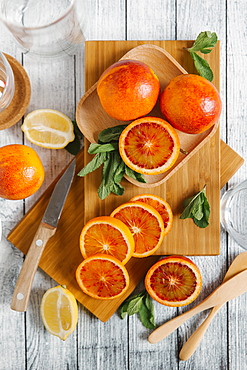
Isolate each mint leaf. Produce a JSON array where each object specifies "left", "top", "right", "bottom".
[
  {"left": 188, "top": 31, "right": 218, "bottom": 54},
  {"left": 139, "top": 294, "right": 156, "bottom": 329},
  {"left": 77, "top": 124, "right": 146, "bottom": 199},
  {"left": 190, "top": 31, "right": 218, "bottom": 53},
  {"left": 193, "top": 196, "right": 210, "bottom": 228},
  {"left": 77, "top": 152, "right": 107, "bottom": 177},
  {"left": 97, "top": 151, "right": 125, "bottom": 199},
  {"left": 98, "top": 124, "right": 128, "bottom": 143},
  {"left": 190, "top": 52, "right": 214, "bottom": 82},
  {"left": 119, "top": 291, "right": 156, "bottom": 329},
  {"left": 65, "top": 120, "right": 83, "bottom": 155},
  {"left": 124, "top": 165, "right": 146, "bottom": 183},
  {"left": 180, "top": 185, "right": 210, "bottom": 228},
  {"left": 88, "top": 142, "right": 118, "bottom": 154},
  {"left": 119, "top": 291, "right": 145, "bottom": 318},
  {"left": 186, "top": 31, "right": 218, "bottom": 81}
]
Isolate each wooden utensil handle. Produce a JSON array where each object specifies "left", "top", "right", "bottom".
[
  {"left": 179, "top": 306, "right": 220, "bottom": 360},
  {"left": 11, "top": 223, "right": 56, "bottom": 312},
  {"left": 148, "top": 300, "right": 213, "bottom": 344},
  {"left": 148, "top": 269, "right": 247, "bottom": 344}
]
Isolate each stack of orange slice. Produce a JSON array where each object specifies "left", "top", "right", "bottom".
[{"left": 75, "top": 194, "right": 174, "bottom": 300}]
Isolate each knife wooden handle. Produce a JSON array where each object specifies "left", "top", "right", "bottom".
[{"left": 11, "top": 223, "right": 56, "bottom": 312}]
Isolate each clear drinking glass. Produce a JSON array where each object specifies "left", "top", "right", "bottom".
[
  {"left": 221, "top": 179, "right": 247, "bottom": 249},
  {"left": 0, "top": 0, "right": 86, "bottom": 58},
  {"left": 0, "top": 52, "right": 15, "bottom": 112}
]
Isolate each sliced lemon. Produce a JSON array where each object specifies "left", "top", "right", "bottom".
[
  {"left": 21, "top": 109, "right": 75, "bottom": 149},
  {"left": 40, "top": 285, "right": 78, "bottom": 340}
]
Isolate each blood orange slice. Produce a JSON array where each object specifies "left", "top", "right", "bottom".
[
  {"left": 130, "top": 194, "right": 173, "bottom": 236},
  {"left": 119, "top": 116, "right": 180, "bottom": 175},
  {"left": 145, "top": 256, "right": 202, "bottom": 307},
  {"left": 110, "top": 201, "right": 164, "bottom": 258},
  {"left": 79, "top": 216, "right": 134, "bottom": 265},
  {"left": 76, "top": 255, "right": 129, "bottom": 300}
]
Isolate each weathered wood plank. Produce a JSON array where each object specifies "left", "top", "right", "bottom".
[
  {"left": 0, "top": 21, "right": 27, "bottom": 370},
  {"left": 226, "top": 2, "right": 247, "bottom": 370},
  {"left": 75, "top": 2, "right": 130, "bottom": 370},
  {"left": 1, "top": 0, "right": 247, "bottom": 369}
]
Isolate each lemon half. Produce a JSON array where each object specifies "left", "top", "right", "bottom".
[
  {"left": 21, "top": 109, "right": 75, "bottom": 149},
  {"left": 40, "top": 285, "right": 78, "bottom": 340}
]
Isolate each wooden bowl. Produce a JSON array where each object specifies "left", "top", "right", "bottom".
[{"left": 76, "top": 44, "right": 219, "bottom": 188}]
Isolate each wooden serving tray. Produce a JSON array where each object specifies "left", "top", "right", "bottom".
[{"left": 8, "top": 41, "right": 244, "bottom": 322}]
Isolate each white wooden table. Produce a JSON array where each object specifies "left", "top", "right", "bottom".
[{"left": 1, "top": 1, "right": 247, "bottom": 369}]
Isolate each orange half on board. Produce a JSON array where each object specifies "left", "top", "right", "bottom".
[
  {"left": 79, "top": 216, "right": 135, "bottom": 265},
  {"left": 76, "top": 255, "right": 130, "bottom": 300},
  {"left": 110, "top": 201, "right": 165, "bottom": 257},
  {"left": 130, "top": 193, "right": 173, "bottom": 236},
  {"left": 119, "top": 117, "right": 180, "bottom": 175}
]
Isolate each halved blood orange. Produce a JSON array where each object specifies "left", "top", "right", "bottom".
[
  {"left": 145, "top": 256, "right": 202, "bottom": 307},
  {"left": 119, "top": 116, "right": 180, "bottom": 175},
  {"left": 76, "top": 254, "right": 129, "bottom": 300},
  {"left": 130, "top": 194, "right": 173, "bottom": 236},
  {"left": 79, "top": 216, "right": 134, "bottom": 265},
  {"left": 110, "top": 201, "right": 164, "bottom": 258}
]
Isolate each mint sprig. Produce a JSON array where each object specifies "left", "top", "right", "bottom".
[
  {"left": 65, "top": 120, "right": 83, "bottom": 155},
  {"left": 180, "top": 185, "right": 210, "bottom": 228},
  {"left": 77, "top": 125, "right": 146, "bottom": 199},
  {"left": 187, "top": 31, "right": 218, "bottom": 82},
  {"left": 119, "top": 290, "right": 156, "bottom": 329}
]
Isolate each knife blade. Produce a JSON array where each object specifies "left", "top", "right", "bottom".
[{"left": 11, "top": 159, "right": 76, "bottom": 312}]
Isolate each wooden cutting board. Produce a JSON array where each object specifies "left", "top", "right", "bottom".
[
  {"left": 8, "top": 41, "right": 244, "bottom": 322},
  {"left": 83, "top": 40, "right": 220, "bottom": 256}
]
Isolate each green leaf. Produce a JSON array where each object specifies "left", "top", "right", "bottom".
[
  {"left": 119, "top": 291, "right": 145, "bottom": 318},
  {"left": 180, "top": 191, "right": 202, "bottom": 219},
  {"left": 98, "top": 124, "right": 128, "bottom": 143},
  {"left": 77, "top": 124, "right": 147, "bottom": 199},
  {"left": 77, "top": 152, "right": 106, "bottom": 177},
  {"left": 88, "top": 142, "right": 118, "bottom": 154},
  {"left": 65, "top": 134, "right": 81, "bottom": 155},
  {"left": 190, "top": 52, "right": 214, "bottom": 82},
  {"left": 124, "top": 165, "right": 146, "bottom": 183},
  {"left": 119, "top": 291, "right": 156, "bottom": 329},
  {"left": 109, "top": 182, "right": 124, "bottom": 196},
  {"left": 138, "top": 294, "right": 156, "bottom": 329},
  {"left": 188, "top": 31, "right": 218, "bottom": 53},
  {"left": 180, "top": 185, "right": 210, "bottom": 228},
  {"left": 65, "top": 120, "right": 83, "bottom": 155},
  {"left": 113, "top": 157, "right": 126, "bottom": 183}
]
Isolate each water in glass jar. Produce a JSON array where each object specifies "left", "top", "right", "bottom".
[{"left": 221, "top": 180, "right": 247, "bottom": 249}]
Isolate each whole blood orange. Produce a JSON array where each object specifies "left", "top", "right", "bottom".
[
  {"left": 79, "top": 216, "right": 135, "bottom": 265},
  {"left": 97, "top": 59, "right": 160, "bottom": 121},
  {"left": 160, "top": 74, "right": 222, "bottom": 134},
  {"left": 130, "top": 194, "right": 173, "bottom": 236},
  {"left": 145, "top": 255, "right": 202, "bottom": 307},
  {"left": 0, "top": 144, "right": 45, "bottom": 200},
  {"left": 119, "top": 117, "right": 180, "bottom": 175},
  {"left": 76, "top": 254, "right": 129, "bottom": 300},
  {"left": 110, "top": 201, "right": 165, "bottom": 257}
]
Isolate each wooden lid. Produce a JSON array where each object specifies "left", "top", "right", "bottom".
[{"left": 0, "top": 54, "right": 31, "bottom": 130}]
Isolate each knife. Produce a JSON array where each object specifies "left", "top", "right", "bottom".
[{"left": 11, "top": 158, "right": 76, "bottom": 312}]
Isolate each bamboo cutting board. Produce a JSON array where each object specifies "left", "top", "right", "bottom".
[
  {"left": 8, "top": 41, "right": 244, "bottom": 322},
  {"left": 83, "top": 40, "right": 220, "bottom": 256}
]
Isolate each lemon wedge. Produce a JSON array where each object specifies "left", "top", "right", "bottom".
[
  {"left": 21, "top": 109, "right": 75, "bottom": 149},
  {"left": 40, "top": 285, "right": 78, "bottom": 340}
]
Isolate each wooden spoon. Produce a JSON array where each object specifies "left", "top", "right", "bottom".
[
  {"left": 179, "top": 252, "right": 247, "bottom": 360},
  {"left": 148, "top": 268, "right": 247, "bottom": 344}
]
